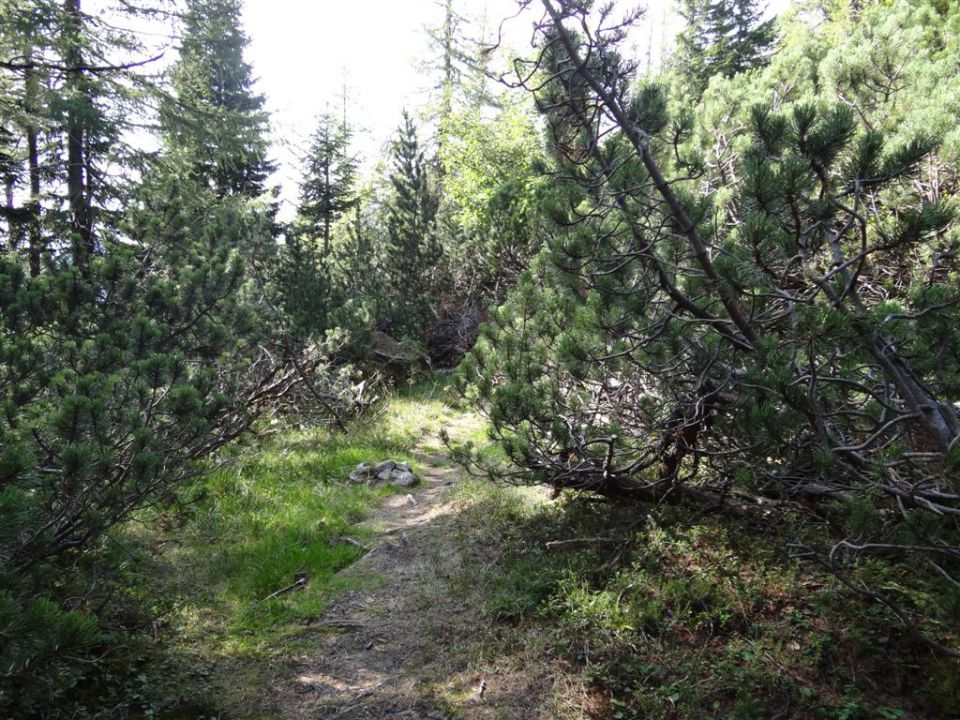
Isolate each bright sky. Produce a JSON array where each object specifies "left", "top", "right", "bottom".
[
  {"left": 239, "top": 0, "right": 677, "bottom": 218},
  {"left": 86, "top": 0, "right": 791, "bottom": 218},
  {"left": 241, "top": 0, "right": 525, "bottom": 218},
  {"left": 236, "top": 0, "right": 788, "bottom": 217}
]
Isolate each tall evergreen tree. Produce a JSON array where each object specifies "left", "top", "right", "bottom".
[
  {"left": 0, "top": 0, "right": 136, "bottom": 273},
  {"left": 675, "top": 0, "right": 776, "bottom": 92},
  {"left": 384, "top": 110, "right": 441, "bottom": 338},
  {"left": 297, "top": 112, "right": 358, "bottom": 258},
  {"left": 276, "top": 228, "right": 332, "bottom": 337},
  {"left": 274, "top": 113, "right": 359, "bottom": 337},
  {"left": 162, "top": 0, "right": 273, "bottom": 197},
  {"left": 425, "top": 0, "right": 497, "bottom": 151},
  {"left": 62, "top": 0, "right": 95, "bottom": 269},
  {"left": 0, "top": 122, "right": 20, "bottom": 243},
  {"left": 430, "top": 0, "right": 466, "bottom": 124}
]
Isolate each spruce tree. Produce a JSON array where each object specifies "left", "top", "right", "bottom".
[
  {"left": 424, "top": 0, "right": 495, "bottom": 125},
  {"left": 675, "top": 0, "right": 776, "bottom": 92},
  {"left": 384, "top": 110, "right": 441, "bottom": 339},
  {"left": 0, "top": 122, "right": 21, "bottom": 242},
  {"left": 333, "top": 188, "right": 381, "bottom": 322},
  {"left": 0, "top": 0, "right": 138, "bottom": 273},
  {"left": 277, "top": 228, "right": 330, "bottom": 337},
  {"left": 162, "top": 0, "right": 273, "bottom": 197},
  {"left": 297, "top": 112, "right": 358, "bottom": 258},
  {"left": 274, "top": 113, "right": 359, "bottom": 338}
]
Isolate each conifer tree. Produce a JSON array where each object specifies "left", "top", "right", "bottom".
[
  {"left": 675, "top": 0, "right": 776, "bottom": 92},
  {"left": 384, "top": 111, "right": 441, "bottom": 338},
  {"left": 335, "top": 190, "right": 381, "bottom": 315},
  {"left": 0, "top": 2, "right": 291, "bottom": 709},
  {"left": 465, "top": 0, "right": 960, "bottom": 649},
  {"left": 162, "top": 0, "right": 273, "bottom": 197},
  {"left": 0, "top": 0, "right": 137, "bottom": 273},
  {"left": 277, "top": 228, "right": 330, "bottom": 336},
  {"left": 0, "top": 122, "right": 20, "bottom": 242},
  {"left": 274, "top": 113, "right": 359, "bottom": 337},
  {"left": 429, "top": 0, "right": 466, "bottom": 125},
  {"left": 297, "top": 112, "right": 358, "bottom": 258}
]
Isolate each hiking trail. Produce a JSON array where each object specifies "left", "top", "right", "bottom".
[{"left": 268, "top": 417, "right": 563, "bottom": 719}]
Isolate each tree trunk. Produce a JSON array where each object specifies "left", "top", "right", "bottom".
[
  {"left": 63, "top": 0, "right": 94, "bottom": 270},
  {"left": 25, "top": 45, "right": 43, "bottom": 277}
]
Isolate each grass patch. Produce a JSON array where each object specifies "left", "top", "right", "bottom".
[{"left": 100, "top": 388, "right": 471, "bottom": 719}]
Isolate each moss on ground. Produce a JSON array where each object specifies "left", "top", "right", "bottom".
[{"left": 442, "top": 484, "right": 960, "bottom": 719}]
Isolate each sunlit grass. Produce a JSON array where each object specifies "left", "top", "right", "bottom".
[
  {"left": 166, "top": 385, "right": 484, "bottom": 640},
  {"left": 124, "top": 385, "right": 482, "bottom": 717},
  {"left": 157, "top": 429, "right": 397, "bottom": 645}
]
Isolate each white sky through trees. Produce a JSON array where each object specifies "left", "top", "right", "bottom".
[
  {"left": 241, "top": 0, "right": 679, "bottom": 219},
  {"left": 85, "top": 0, "right": 788, "bottom": 220}
]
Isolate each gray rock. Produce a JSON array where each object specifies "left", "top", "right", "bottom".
[
  {"left": 350, "top": 459, "right": 418, "bottom": 486},
  {"left": 349, "top": 462, "right": 374, "bottom": 483},
  {"left": 391, "top": 470, "right": 419, "bottom": 488},
  {"left": 374, "top": 460, "right": 396, "bottom": 482},
  {"left": 375, "top": 460, "right": 397, "bottom": 474}
]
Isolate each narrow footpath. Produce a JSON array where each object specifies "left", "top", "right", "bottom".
[{"left": 268, "top": 428, "right": 559, "bottom": 719}]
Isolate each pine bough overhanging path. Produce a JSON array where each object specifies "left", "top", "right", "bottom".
[{"left": 460, "top": 0, "right": 960, "bottom": 654}]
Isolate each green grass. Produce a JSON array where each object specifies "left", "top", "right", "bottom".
[{"left": 102, "top": 387, "right": 471, "bottom": 718}]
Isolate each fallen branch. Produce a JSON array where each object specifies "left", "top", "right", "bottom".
[
  {"left": 319, "top": 619, "right": 366, "bottom": 631},
  {"left": 260, "top": 576, "right": 307, "bottom": 602},
  {"left": 545, "top": 537, "right": 621, "bottom": 551},
  {"left": 474, "top": 677, "right": 486, "bottom": 703},
  {"left": 340, "top": 536, "right": 369, "bottom": 552},
  {"left": 328, "top": 680, "right": 387, "bottom": 719}
]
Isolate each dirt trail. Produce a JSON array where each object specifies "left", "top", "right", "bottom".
[{"left": 269, "top": 429, "right": 555, "bottom": 719}]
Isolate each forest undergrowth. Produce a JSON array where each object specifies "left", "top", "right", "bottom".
[
  {"left": 4, "top": 1, "right": 960, "bottom": 718},
  {"left": 77, "top": 378, "right": 959, "bottom": 720}
]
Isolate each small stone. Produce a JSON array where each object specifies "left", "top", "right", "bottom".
[
  {"left": 373, "top": 460, "right": 397, "bottom": 482},
  {"left": 391, "top": 470, "right": 419, "bottom": 488},
  {"left": 349, "top": 462, "right": 373, "bottom": 483},
  {"left": 374, "top": 460, "right": 397, "bottom": 474}
]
